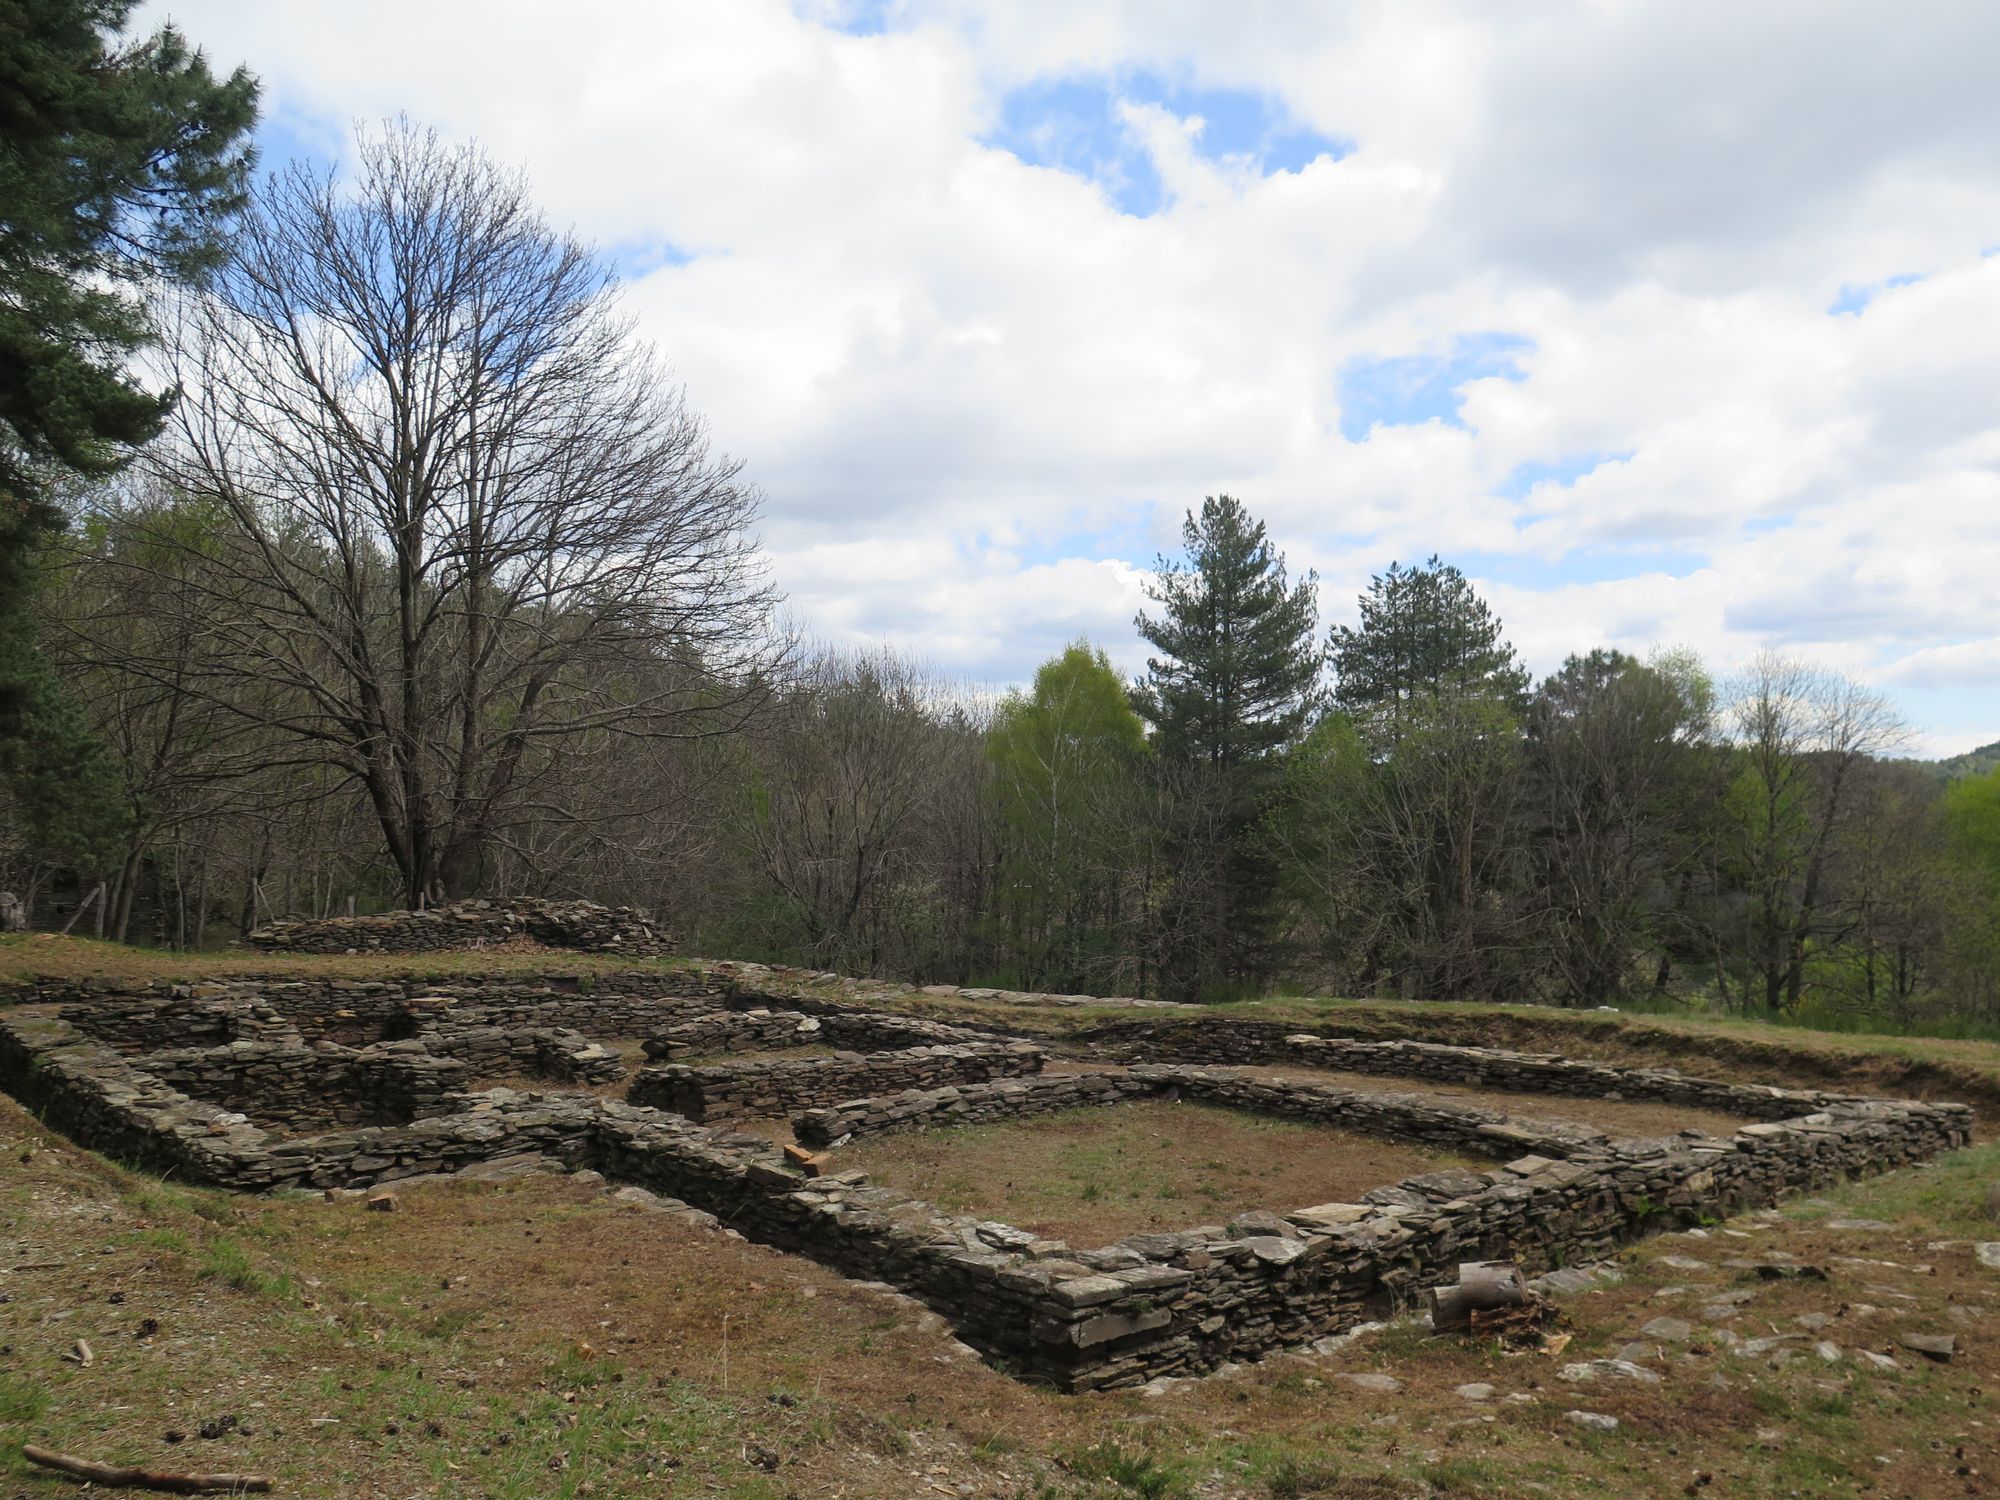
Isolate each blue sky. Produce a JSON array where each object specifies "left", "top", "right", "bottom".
[
  {"left": 148, "top": 0, "right": 2000, "bottom": 756},
  {"left": 983, "top": 71, "right": 1348, "bottom": 217}
]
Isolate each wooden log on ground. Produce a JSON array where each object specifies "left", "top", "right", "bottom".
[
  {"left": 21, "top": 1443, "right": 274, "bottom": 1493},
  {"left": 1428, "top": 1260, "right": 1528, "bottom": 1333}
]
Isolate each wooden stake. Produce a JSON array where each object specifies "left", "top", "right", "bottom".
[{"left": 21, "top": 1443, "right": 274, "bottom": 1493}]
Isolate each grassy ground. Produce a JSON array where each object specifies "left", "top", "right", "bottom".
[
  {"left": 834, "top": 1101, "right": 1485, "bottom": 1246},
  {"left": 7, "top": 935, "right": 2000, "bottom": 1496},
  {"left": 5, "top": 1083, "right": 1998, "bottom": 1499}
]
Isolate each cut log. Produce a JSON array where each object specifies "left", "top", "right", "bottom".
[
  {"left": 21, "top": 1443, "right": 274, "bottom": 1493},
  {"left": 1429, "top": 1260, "right": 1529, "bottom": 1333}
]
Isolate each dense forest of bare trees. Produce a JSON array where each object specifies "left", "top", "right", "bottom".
[{"left": 5, "top": 111, "right": 1999, "bottom": 1032}]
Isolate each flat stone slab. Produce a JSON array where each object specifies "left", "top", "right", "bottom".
[
  {"left": 1975, "top": 1243, "right": 2000, "bottom": 1272},
  {"left": 1566, "top": 1411, "right": 1619, "bottom": 1432},
  {"left": 1641, "top": 1317, "right": 1694, "bottom": 1342},
  {"left": 1333, "top": 1372, "right": 1403, "bottom": 1394},
  {"left": 1900, "top": 1333, "right": 1957, "bottom": 1362},
  {"left": 1558, "top": 1359, "right": 1662, "bottom": 1385}
]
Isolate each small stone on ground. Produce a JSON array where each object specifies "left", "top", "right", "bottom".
[{"left": 1566, "top": 1411, "right": 1619, "bottom": 1432}]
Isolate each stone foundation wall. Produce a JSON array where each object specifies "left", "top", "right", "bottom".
[
  {"left": 797, "top": 1070, "right": 1159, "bottom": 1144},
  {"left": 1089, "top": 1017, "right": 1874, "bottom": 1121},
  {"left": 57, "top": 995, "right": 307, "bottom": 1053},
  {"left": 39, "top": 972, "right": 736, "bottom": 1047},
  {"left": 415, "top": 1022, "right": 623, "bottom": 1084},
  {"left": 796, "top": 1068, "right": 1609, "bottom": 1159},
  {"left": 0, "top": 1005, "right": 1973, "bottom": 1391},
  {"left": 0, "top": 1011, "right": 598, "bottom": 1190},
  {"left": 142, "top": 1039, "right": 473, "bottom": 1132},
  {"left": 246, "top": 897, "right": 674, "bottom": 956},
  {"left": 600, "top": 1072, "right": 1972, "bottom": 1391},
  {"left": 640, "top": 1007, "right": 988, "bottom": 1061},
  {"left": 628, "top": 1041, "right": 1047, "bottom": 1121}
]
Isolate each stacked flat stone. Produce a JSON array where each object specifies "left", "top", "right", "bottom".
[
  {"left": 641, "top": 1007, "right": 989, "bottom": 1060},
  {"left": 46, "top": 973, "right": 735, "bottom": 1045},
  {"left": 629, "top": 1040, "right": 1046, "bottom": 1121},
  {"left": 143, "top": 1038, "right": 473, "bottom": 1132},
  {"left": 0, "top": 1005, "right": 1974, "bottom": 1392},
  {"left": 247, "top": 896, "right": 674, "bottom": 956},
  {"left": 1090, "top": 1017, "right": 1869, "bottom": 1122}
]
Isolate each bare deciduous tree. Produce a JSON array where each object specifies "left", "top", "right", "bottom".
[
  {"left": 1723, "top": 653, "right": 1907, "bottom": 1014},
  {"left": 744, "top": 648, "right": 986, "bottom": 977},
  {"left": 138, "top": 121, "right": 780, "bottom": 904}
]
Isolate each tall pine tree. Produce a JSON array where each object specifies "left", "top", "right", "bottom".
[
  {"left": 0, "top": 1, "right": 253, "bottom": 912},
  {"left": 1, "top": 0, "right": 257, "bottom": 712},
  {"left": 1136, "top": 496, "right": 1320, "bottom": 766},
  {"left": 1328, "top": 555, "right": 1528, "bottom": 745},
  {"left": 1135, "top": 496, "right": 1319, "bottom": 997}
]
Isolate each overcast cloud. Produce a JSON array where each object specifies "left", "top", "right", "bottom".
[{"left": 145, "top": 0, "right": 2000, "bottom": 753}]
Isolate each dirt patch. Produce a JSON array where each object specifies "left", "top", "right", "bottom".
[
  {"left": 1223, "top": 1062, "right": 1756, "bottom": 1140},
  {"left": 831, "top": 1099, "right": 1487, "bottom": 1247}
]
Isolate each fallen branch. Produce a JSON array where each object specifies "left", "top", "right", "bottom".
[{"left": 20, "top": 1443, "right": 274, "bottom": 1494}]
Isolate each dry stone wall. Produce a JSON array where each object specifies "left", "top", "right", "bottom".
[
  {"left": 1089, "top": 1017, "right": 1867, "bottom": 1120},
  {"left": 0, "top": 1011, "right": 598, "bottom": 1190},
  {"left": 796, "top": 1068, "right": 1618, "bottom": 1159},
  {"left": 600, "top": 1069, "right": 1970, "bottom": 1390},
  {"left": 0, "top": 1002, "right": 1973, "bottom": 1391},
  {"left": 31, "top": 971, "right": 737, "bottom": 1045},
  {"left": 629, "top": 1040, "right": 1046, "bottom": 1121},
  {"left": 141, "top": 1039, "right": 474, "bottom": 1132},
  {"left": 640, "top": 1007, "right": 989, "bottom": 1060},
  {"left": 247, "top": 897, "right": 673, "bottom": 956}
]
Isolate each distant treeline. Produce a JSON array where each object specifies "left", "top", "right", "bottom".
[{"left": 3, "top": 67, "right": 1996, "bottom": 1029}]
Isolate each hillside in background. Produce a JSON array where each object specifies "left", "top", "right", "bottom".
[{"left": 1924, "top": 739, "right": 2000, "bottom": 781}]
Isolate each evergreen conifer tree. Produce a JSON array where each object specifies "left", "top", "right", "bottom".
[
  {"left": 1, "top": 0, "right": 257, "bottom": 714},
  {"left": 1134, "top": 495, "right": 1320, "bottom": 997},
  {"left": 1328, "top": 555, "right": 1528, "bottom": 744},
  {"left": 1135, "top": 496, "right": 1320, "bottom": 766}
]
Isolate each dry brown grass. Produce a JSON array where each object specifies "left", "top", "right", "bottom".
[
  {"left": 6, "top": 1083, "right": 2000, "bottom": 1499},
  {"left": 832, "top": 1099, "right": 1487, "bottom": 1246}
]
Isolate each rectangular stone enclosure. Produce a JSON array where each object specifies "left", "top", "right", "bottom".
[{"left": 0, "top": 971, "right": 1972, "bottom": 1392}]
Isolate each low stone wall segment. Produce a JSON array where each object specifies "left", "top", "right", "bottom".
[
  {"left": 629, "top": 1040, "right": 1047, "bottom": 1121},
  {"left": 1084, "top": 1016, "right": 1886, "bottom": 1121},
  {"left": 246, "top": 896, "right": 674, "bottom": 956},
  {"left": 141, "top": 1039, "right": 474, "bottom": 1132},
  {"left": 640, "top": 1007, "right": 988, "bottom": 1061}
]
